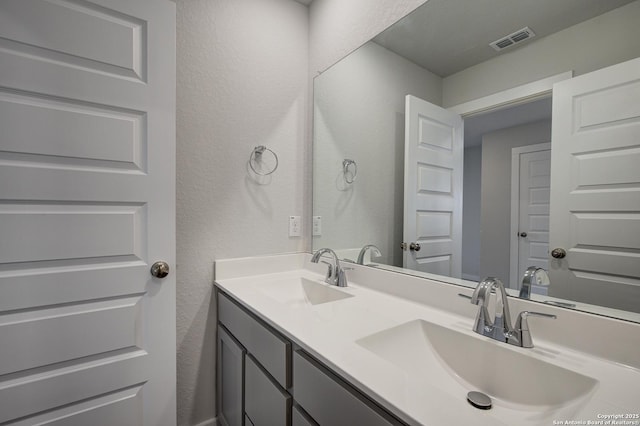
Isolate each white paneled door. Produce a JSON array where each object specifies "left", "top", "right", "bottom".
[
  {"left": 549, "top": 57, "right": 640, "bottom": 312},
  {"left": 510, "top": 144, "right": 551, "bottom": 289},
  {"left": 0, "top": 1, "right": 176, "bottom": 425},
  {"left": 404, "top": 95, "right": 463, "bottom": 278}
]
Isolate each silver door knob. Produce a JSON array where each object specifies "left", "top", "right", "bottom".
[
  {"left": 150, "top": 261, "right": 170, "bottom": 278},
  {"left": 410, "top": 242, "right": 421, "bottom": 252},
  {"left": 551, "top": 248, "right": 567, "bottom": 259},
  {"left": 519, "top": 232, "right": 527, "bottom": 238}
]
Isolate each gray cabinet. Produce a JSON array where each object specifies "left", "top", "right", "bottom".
[
  {"left": 216, "top": 288, "right": 406, "bottom": 426},
  {"left": 217, "top": 291, "right": 292, "bottom": 426},
  {"left": 217, "top": 326, "right": 245, "bottom": 426},
  {"left": 293, "top": 350, "right": 404, "bottom": 426},
  {"left": 292, "top": 406, "right": 317, "bottom": 426},
  {"left": 245, "top": 355, "right": 291, "bottom": 425},
  {"left": 219, "top": 291, "right": 291, "bottom": 388}
]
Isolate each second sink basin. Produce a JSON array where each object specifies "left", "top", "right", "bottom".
[
  {"left": 260, "top": 277, "right": 354, "bottom": 306},
  {"left": 356, "top": 319, "right": 597, "bottom": 409}
]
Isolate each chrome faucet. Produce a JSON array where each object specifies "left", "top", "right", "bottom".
[
  {"left": 470, "top": 277, "right": 514, "bottom": 342},
  {"left": 356, "top": 244, "right": 382, "bottom": 265},
  {"left": 470, "top": 277, "right": 556, "bottom": 348},
  {"left": 519, "top": 266, "right": 550, "bottom": 299},
  {"left": 311, "top": 248, "right": 348, "bottom": 287}
]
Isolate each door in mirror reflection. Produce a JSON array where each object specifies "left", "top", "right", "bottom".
[
  {"left": 513, "top": 145, "right": 551, "bottom": 289},
  {"left": 549, "top": 57, "right": 640, "bottom": 312},
  {"left": 404, "top": 95, "right": 463, "bottom": 278}
]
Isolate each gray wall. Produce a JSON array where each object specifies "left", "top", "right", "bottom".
[
  {"left": 313, "top": 41, "right": 441, "bottom": 266},
  {"left": 462, "top": 145, "right": 482, "bottom": 281},
  {"left": 176, "top": 1, "right": 308, "bottom": 425},
  {"left": 175, "top": 0, "right": 430, "bottom": 425},
  {"left": 480, "top": 120, "right": 552, "bottom": 285},
  {"left": 309, "top": 0, "right": 429, "bottom": 75}
]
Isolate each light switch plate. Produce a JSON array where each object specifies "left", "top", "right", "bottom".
[
  {"left": 289, "top": 216, "right": 301, "bottom": 237},
  {"left": 313, "top": 216, "right": 322, "bottom": 236}
]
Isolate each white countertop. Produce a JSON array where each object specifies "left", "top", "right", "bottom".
[{"left": 214, "top": 253, "right": 640, "bottom": 426}]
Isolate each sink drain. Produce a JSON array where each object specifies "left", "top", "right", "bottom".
[{"left": 467, "top": 391, "right": 492, "bottom": 410}]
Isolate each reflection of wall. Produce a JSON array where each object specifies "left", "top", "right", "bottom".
[
  {"left": 309, "top": 0, "right": 429, "bottom": 75},
  {"left": 314, "top": 42, "right": 441, "bottom": 265},
  {"left": 480, "top": 120, "right": 552, "bottom": 285},
  {"left": 462, "top": 145, "right": 482, "bottom": 281},
  {"left": 442, "top": 1, "right": 640, "bottom": 106}
]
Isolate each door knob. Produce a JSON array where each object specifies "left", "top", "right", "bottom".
[
  {"left": 150, "top": 261, "right": 170, "bottom": 278},
  {"left": 551, "top": 248, "right": 567, "bottom": 259},
  {"left": 519, "top": 232, "right": 527, "bottom": 238},
  {"left": 410, "top": 242, "right": 421, "bottom": 252}
]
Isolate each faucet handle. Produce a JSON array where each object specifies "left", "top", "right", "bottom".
[
  {"left": 320, "top": 261, "right": 333, "bottom": 280},
  {"left": 515, "top": 311, "right": 557, "bottom": 348},
  {"left": 336, "top": 267, "right": 349, "bottom": 287}
]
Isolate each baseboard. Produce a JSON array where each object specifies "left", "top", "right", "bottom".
[{"left": 193, "top": 418, "right": 216, "bottom": 426}]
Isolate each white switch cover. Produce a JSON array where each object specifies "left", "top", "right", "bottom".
[
  {"left": 289, "top": 216, "right": 301, "bottom": 237},
  {"left": 312, "top": 216, "right": 322, "bottom": 236}
]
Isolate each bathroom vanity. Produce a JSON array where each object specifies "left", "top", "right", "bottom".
[
  {"left": 214, "top": 253, "right": 640, "bottom": 426},
  {"left": 217, "top": 290, "right": 404, "bottom": 426}
]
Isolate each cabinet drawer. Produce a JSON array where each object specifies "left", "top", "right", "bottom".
[
  {"left": 245, "top": 355, "right": 291, "bottom": 426},
  {"left": 293, "top": 350, "right": 403, "bottom": 426},
  {"left": 292, "top": 406, "right": 317, "bottom": 426},
  {"left": 218, "top": 292, "right": 291, "bottom": 388}
]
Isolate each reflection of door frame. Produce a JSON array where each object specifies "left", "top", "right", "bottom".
[
  {"left": 509, "top": 143, "right": 551, "bottom": 287},
  {"left": 448, "top": 72, "right": 572, "bottom": 117},
  {"left": 447, "top": 71, "right": 571, "bottom": 286}
]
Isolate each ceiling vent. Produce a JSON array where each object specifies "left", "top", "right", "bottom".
[{"left": 490, "top": 27, "right": 536, "bottom": 52}]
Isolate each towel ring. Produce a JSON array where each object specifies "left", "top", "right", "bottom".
[
  {"left": 249, "top": 145, "right": 279, "bottom": 176},
  {"left": 343, "top": 159, "right": 357, "bottom": 184}
]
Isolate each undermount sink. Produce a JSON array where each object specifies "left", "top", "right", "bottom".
[
  {"left": 260, "top": 277, "right": 354, "bottom": 306},
  {"left": 356, "top": 320, "right": 598, "bottom": 409}
]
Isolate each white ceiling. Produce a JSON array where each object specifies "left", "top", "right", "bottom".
[{"left": 374, "top": 0, "right": 635, "bottom": 77}]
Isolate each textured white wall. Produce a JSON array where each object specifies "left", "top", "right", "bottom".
[
  {"left": 442, "top": 1, "right": 640, "bottom": 107},
  {"left": 313, "top": 42, "right": 441, "bottom": 266},
  {"left": 174, "top": 1, "right": 440, "bottom": 425},
  {"left": 480, "top": 120, "right": 552, "bottom": 285},
  {"left": 176, "top": 0, "right": 308, "bottom": 425}
]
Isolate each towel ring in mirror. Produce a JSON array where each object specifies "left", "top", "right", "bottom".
[
  {"left": 343, "top": 159, "right": 357, "bottom": 184},
  {"left": 249, "top": 145, "right": 279, "bottom": 176}
]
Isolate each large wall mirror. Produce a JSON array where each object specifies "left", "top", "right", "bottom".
[{"left": 312, "top": 0, "right": 640, "bottom": 322}]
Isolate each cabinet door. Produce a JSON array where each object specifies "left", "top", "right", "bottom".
[
  {"left": 218, "top": 326, "right": 245, "bottom": 426},
  {"left": 218, "top": 292, "right": 291, "bottom": 388},
  {"left": 245, "top": 355, "right": 291, "bottom": 426},
  {"left": 294, "top": 351, "right": 403, "bottom": 426},
  {"left": 293, "top": 406, "right": 318, "bottom": 426}
]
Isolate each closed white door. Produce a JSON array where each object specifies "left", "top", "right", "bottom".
[
  {"left": 403, "top": 95, "right": 463, "bottom": 278},
  {"left": 549, "top": 57, "right": 640, "bottom": 313},
  {"left": 511, "top": 146, "right": 551, "bottom": 288},
  {"left": 0, "top": 1, "right": 176, "bottom": 425}
]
